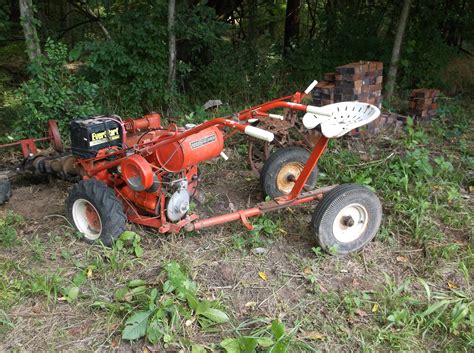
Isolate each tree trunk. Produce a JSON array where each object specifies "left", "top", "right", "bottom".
[
  {"left": 10, "top": 0, "right": 20, "bottom": 24},
  {"left": 19, "top": 0, "right": 41, "bottom": 62},
  {"left": 283, "top": 0, "right": 301, "bottom": 53},
  {"left": 167, "top": 0, "right": 177, "bottom": 92},
  {"left": 385, "top": 0, "right": 412, "bottom": 101},
  {"left": 324, "top": 0, "right": 336, "bottom": 47},
  {"left": 248, "top": 0, "right": 257, "bottom": 46}
]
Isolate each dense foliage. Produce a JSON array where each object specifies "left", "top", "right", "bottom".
[
  {"left": 15, "top": 39, "right": 98, "bottom": 136},
  {"left": 0, "top": 0, "right": 472, "bottom": 134}
]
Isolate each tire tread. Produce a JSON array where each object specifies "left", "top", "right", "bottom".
[{"left": 66, "top": 179, "right": 126, "bottom": 246}]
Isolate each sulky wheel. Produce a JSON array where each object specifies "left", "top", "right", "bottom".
[
  {"left": 260, "top": 147, "right": 318, "bottom": 199},
  {"left": 311, "top": 184, "right": 382, "bottom": 255},
  {"left": 66, "top": 179, "right": 126, "bottom": 246}
]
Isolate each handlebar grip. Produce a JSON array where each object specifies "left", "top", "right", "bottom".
[{"left": 244, "top": 125, "right": 274, "bottom": 142}]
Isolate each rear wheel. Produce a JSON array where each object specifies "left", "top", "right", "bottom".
[
  {"left": 260, "top": 147, "right": 318, "bottom": 198},
  {"left": 311, "top": 184, "right": 382, "bottom": 255},
  {"left": 66, "top": 179, "right": 126, "bottom": 246}
]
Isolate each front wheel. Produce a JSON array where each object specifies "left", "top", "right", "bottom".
[
  {"left": 260, "top": 147, "right": 318, "bottom": 199},
  {"left": 66, "top": 179, "right": 126, "bottom": 246},
  {"left": 311, "top": 184, "right": 382, "bottom": 255}
]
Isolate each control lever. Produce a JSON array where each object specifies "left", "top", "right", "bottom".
[{"left": 304, "top": 80, "right": 318, "bottom": 94}]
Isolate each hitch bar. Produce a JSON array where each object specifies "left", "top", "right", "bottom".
[{"left": 185, "top": 185, "right": 337, "bottom": 232}]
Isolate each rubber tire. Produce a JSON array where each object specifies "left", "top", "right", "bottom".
[
  {"left": 260, "top": 147, "right": 318, "bottom": 198},
  {"left": 66, "top": 179, "right": 126, "bottom": 246},
  {"left": 0, "top": 179, "right": 12, "bottom": 205},
  {"left": 311, "top": 184, "right": 382, "bottom": 255}
]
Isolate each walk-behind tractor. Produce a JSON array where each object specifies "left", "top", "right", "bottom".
[{"left": 0, "top": 81, "right": 383, "bottom": 255}]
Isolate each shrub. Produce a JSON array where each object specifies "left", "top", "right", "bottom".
[{"left": 14, "top": 39, "right": 98, "bottom": 137}]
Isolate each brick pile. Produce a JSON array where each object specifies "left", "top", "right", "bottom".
[
  {"left": 312, "top": 73, "right": 336, "bottom": 107},
  {"left": 335, "top": 61, "right": 383, "bottom": 108},
  {"left": 313, "top": 61, "right": 383, "bottom": 108},
  {"left": 408, "top": 89, "right": 439, "bottom": 119}
]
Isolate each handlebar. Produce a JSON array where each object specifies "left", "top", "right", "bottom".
[{"left": 244, "top": 125, "right": 274, "bottom": 142}]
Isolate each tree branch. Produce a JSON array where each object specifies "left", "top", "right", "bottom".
[{"left": 67, "top": 0, "right": 111, "bottom": 40}]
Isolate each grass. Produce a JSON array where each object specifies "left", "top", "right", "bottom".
[{"left": 0, "top": 97, "right": 473, "bottom": 351}]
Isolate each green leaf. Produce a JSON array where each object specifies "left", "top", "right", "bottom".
[
  {"left": 196, "top": 301, "right": 210, "bottom": 315},
  {"left": 149, "top": 288, "right": 158, "bottom": 309},
  {"left": 69, "top": 46, "right": 82, "bottom": 61},
  {"left": 67, "top": 286, "right": 80, "bottom": 302},
  {"left": 418, "top": 278, "right": 431, "bottom": 302},
  {"left": 130, "top": 286, "right": 147, "bottom": 295},
  {"left": 256, "top": 337, "right": 274, "bottom": 347},
  {"left": 134, "top": 245, "right": 144, "bottom": 257},
  {"left": 115, "top": 239, "right": 124, "bottom": 250},
  {"left": 451, "top": 303, "right": 469, "bottom": 326},
  {"left": 73, "top": 271, "right": 87, "bottom": 286},
  {"left": 186, "top": 291, "right": 200, "bottom": 311},
  {"left": 421, "top": 300, "right": 450, "bottom": 317},
  {"left": 271, "top": 319, "right": 285, "bottom": 340},
  {"left": 191, "top": 344, "right": 207, "bottom": 353},
  {"left": 128, "top": 279, "right": 146, "bottom": 288},
  {"left": 221, "top": 338, "right": 241, "bottom": 353},
  {"left": 120, "top": 231, "right": 137, "bottom": 241},
  {"left": 114, "top": 287, "right": 129, "bottom": 301},
  {"left": 240, "top": 337, "right": 258, "bottom": 352},
  {"left": 122, "top": 310, "right": 152, "bottom": 341},
  {"left": 270, "top": 339, "right": 289, "bottom": 353},
  {"left": 146, "top": 318, "right": 163, "bottom": 344},
  {"left": 198, "top": 307, "right": 229, "bottom": 323}
]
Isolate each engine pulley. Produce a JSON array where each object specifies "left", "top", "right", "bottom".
[{"left": 167, "top": 186, "right": 190, "bottom": 222}]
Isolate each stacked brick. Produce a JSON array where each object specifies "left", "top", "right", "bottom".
[
  {"left": 334, "top": 61, "right": 383, "bottom": 108},
  {"left": 312, "top": 73, "right": 336, "bottom": 107},
  {"left": 408, "top": 89, "right": 439, "bottom": 119},
  {"left": 313, "top": 61, "right": 383, "bottom": 108}
]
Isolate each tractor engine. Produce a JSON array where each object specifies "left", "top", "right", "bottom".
[{"left": 69, "top": 114, "right": 225, "bottom": 224}]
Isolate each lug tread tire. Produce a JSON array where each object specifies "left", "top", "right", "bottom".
[
  {"left": 0, "top": 179, "right": 12, "bottom": 205},
  {"left": 312, "top": 184, "right": 382, "bottom": 255},
  {"left": 66, "top": 179, "right": 126, "bottom": 246},
  {"left": 260, "top": 147, "right": 318, "bottom": 199}
]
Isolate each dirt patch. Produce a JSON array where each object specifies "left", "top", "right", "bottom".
[{"left": 5, "top": 177, "right": 70, "bottom": 220}]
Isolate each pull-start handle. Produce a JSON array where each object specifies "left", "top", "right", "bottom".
[{"left": 244, "top": 125, "right": 274, "bottom": 142}]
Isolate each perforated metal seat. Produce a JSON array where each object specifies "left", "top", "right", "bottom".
[{"left": 303, "top": 102, "right": 381, "bottom": 138}]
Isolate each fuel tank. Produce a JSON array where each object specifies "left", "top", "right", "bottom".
[{"left": 155, "top": 126, "right": 224, "bottom": 172}]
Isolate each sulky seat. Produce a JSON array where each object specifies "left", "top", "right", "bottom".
[{"left": 302, "top": 102, "right": 381, "bottom": 138}]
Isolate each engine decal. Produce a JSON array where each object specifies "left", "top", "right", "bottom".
[
  {"left": 89, "top": 127, "right": 120, "bottom": 146},
  {"left": 190, "top": 134, "right": 216, "bottom": 150}
]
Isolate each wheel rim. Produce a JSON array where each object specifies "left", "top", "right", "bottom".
[
  {"left": 72, "top": 198, "right": 102, "bottom": 240},
  {"left": 276, "top": 162, "right": 304, "bottom": 194},
  {"left": 332, "top": 203, "right": 369, "bottom": 243}
]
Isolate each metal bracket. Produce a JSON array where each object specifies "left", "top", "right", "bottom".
[{"left": 239, "top": 211, "right": 254, "bottom": 230}]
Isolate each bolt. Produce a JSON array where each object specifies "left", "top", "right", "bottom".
[
  {"left": 287, "top": 174, "right": 296, "bottom": 182},
  {"left": 342, "top": 216, "right": 355, "bottom": 227}
]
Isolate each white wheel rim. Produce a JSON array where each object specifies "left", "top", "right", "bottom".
[
  {"left": 72, "top": 198, "right": 102, "bottom": 240},
  {"left": 332, "top": 203, "right": 368, "bottom": 243}
]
